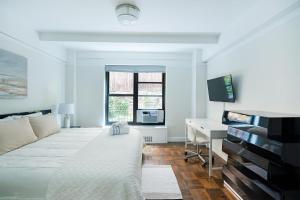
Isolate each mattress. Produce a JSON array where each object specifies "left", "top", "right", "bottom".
[{"left": 0, "top": 128, "right": 144, "bottom": 200}]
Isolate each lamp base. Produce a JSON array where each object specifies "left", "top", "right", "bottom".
[{"left": 63, "top": 115, "right": 71, "bottom": 128}]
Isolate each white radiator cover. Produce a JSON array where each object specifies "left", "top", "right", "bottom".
[{"left": 132, "top": 126, "right": 168, "bottom": 144}]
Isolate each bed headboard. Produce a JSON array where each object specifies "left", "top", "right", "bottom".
[{"left": 0, "top": 109, "right": 52, "bottom": 119}]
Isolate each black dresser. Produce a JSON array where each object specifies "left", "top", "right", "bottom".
[{"left": 222, "top": 110, "right": 300, "bottom": 200}]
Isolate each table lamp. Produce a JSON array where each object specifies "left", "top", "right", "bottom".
[{"left": 58, "top": 103, "right": 75, "bottom": 128}]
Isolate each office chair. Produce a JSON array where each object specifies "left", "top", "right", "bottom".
[{"left": 184, "top": 124, "right": 213, "bottom": 166}]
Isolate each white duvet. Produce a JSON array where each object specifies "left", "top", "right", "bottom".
[{"left": 0, "top": 128, "right": 144, "bottom": 200}]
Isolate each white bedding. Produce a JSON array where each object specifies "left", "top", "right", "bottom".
[{"left": 0, "top": 128, "right": 144, "bottom": 200}]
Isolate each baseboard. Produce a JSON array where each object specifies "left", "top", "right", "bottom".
[{"left": 168, "top": 137, "right": 185, "bottom": 142}]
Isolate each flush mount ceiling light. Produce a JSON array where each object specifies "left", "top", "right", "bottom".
[{"left": 115, "top": 3, "right": 140, "bottom": 25}]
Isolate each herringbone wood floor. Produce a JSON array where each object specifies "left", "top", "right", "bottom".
[{"left": 143, "top": 143, "right": 236, "bottom": 200}]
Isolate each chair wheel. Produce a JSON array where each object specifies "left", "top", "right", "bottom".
[
  {"left": 184, "top": 151, "right": 188, "bottom": 155},
  {"left": 202, "top": 162, "right": 207, "bottom": 167},
  {"left": 184, "top": 158, "right": 188, "bottom": 162}
]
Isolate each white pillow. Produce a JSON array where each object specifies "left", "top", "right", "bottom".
[
  {"left": 29, "top": 114, "right": 60, "bottom": 139},
  {"left": 0, "top": 118, "right": 37, "bottom": 155},
  {"left": 25, "top": 112, "right": 43, "bottom": 118},
  {"left": 12, "top": 112, "right": 43, "bottom": 119},
  {"left": 110, "top": 121, "right": 129, "bottom": 135},
  {"left": 0, "top": 116, "right": 14, "bottom": 122}
]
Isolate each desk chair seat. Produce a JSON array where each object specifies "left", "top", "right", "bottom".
[{"left": 184, "top": 124, "right": 213, "bottom": 166}]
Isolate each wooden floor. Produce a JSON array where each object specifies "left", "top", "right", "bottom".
[{"left": 143, "top": 143, "right": 236, "bottom": 200}]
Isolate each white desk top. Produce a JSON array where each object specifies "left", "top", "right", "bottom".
[
  {"left": 185, "top": 118, "right": 228, "bottom": 139},
  {"left": 186, "top": 118, "right": 227, "bottom": 130}
]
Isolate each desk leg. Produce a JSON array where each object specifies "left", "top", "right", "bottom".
[{"left": 209, "top": 138, "right": 212, "bottom": 178}]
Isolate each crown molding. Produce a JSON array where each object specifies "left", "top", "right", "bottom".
[
  {"left": 38, "top": 32, "right": 220, "bottom": 44},
  {"left": 0, "top": 31, "right": 66, "bottom": 63}
]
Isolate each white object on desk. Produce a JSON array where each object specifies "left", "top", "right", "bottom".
[{"left": 185, "top": 118, "right": 228, "bottom": 177}]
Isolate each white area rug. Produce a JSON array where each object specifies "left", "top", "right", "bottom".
[{"left": 142, "top": 165, "right": 183, "bottom": 200}]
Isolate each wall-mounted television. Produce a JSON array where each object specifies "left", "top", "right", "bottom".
[{"left": 207, "top": 75, "right": 235, "bottom": 102}]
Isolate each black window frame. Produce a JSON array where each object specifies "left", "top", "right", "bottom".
[{"left": 105, "top": 71, "right": 165, "bottom": 125}]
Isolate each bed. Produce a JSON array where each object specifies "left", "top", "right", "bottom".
[{"left": 0, "top": 110, "right": 144, "bottom": 200}]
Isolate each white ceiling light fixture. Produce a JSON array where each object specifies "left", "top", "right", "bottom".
[{"left": 115, "top": 3, "right": 140, "bottom": 25}]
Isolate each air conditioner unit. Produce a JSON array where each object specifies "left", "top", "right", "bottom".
[{"left": 136, "top": 110, "right": 164, "bottom": 124}]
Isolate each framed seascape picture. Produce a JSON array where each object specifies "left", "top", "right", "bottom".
[{"left": 0, "top": 49, "right": 27, "bottom": 99}]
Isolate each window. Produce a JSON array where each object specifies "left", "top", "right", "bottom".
[
  {"left": 138, "top": 73, "right": 163, "bottom": 110},
  {"left": 106, "top": 71, "right": 165, "bottom": 125}
]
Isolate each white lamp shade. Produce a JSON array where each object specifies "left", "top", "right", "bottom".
[{"left": 58, "top": 103, "right": 75, "bottom": 115}]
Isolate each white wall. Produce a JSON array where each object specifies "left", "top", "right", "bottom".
[
  {"left": 0, "top": 34, "right": 66, "bottom": 114},
  {"left": 206, "top": 11, "right": 300, "bottom": 160},
  {"left": 69, "top": 51, "right": 199, "bottom": 141}
]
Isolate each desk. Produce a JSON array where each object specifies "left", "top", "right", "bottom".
[{"left": 185, "top": 118, "right": 228, "bottom": 177}]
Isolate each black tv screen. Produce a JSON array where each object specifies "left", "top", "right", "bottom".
[{"left": 207, "top": 75, "right": 235, "bottom": 102}]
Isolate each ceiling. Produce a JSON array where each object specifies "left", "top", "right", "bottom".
[
  {"left": 2, "top": 0, "right": 258, "bottom": 32},
  {"left": 0, "top": 0, "right": 282, "bottom": 57}
]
